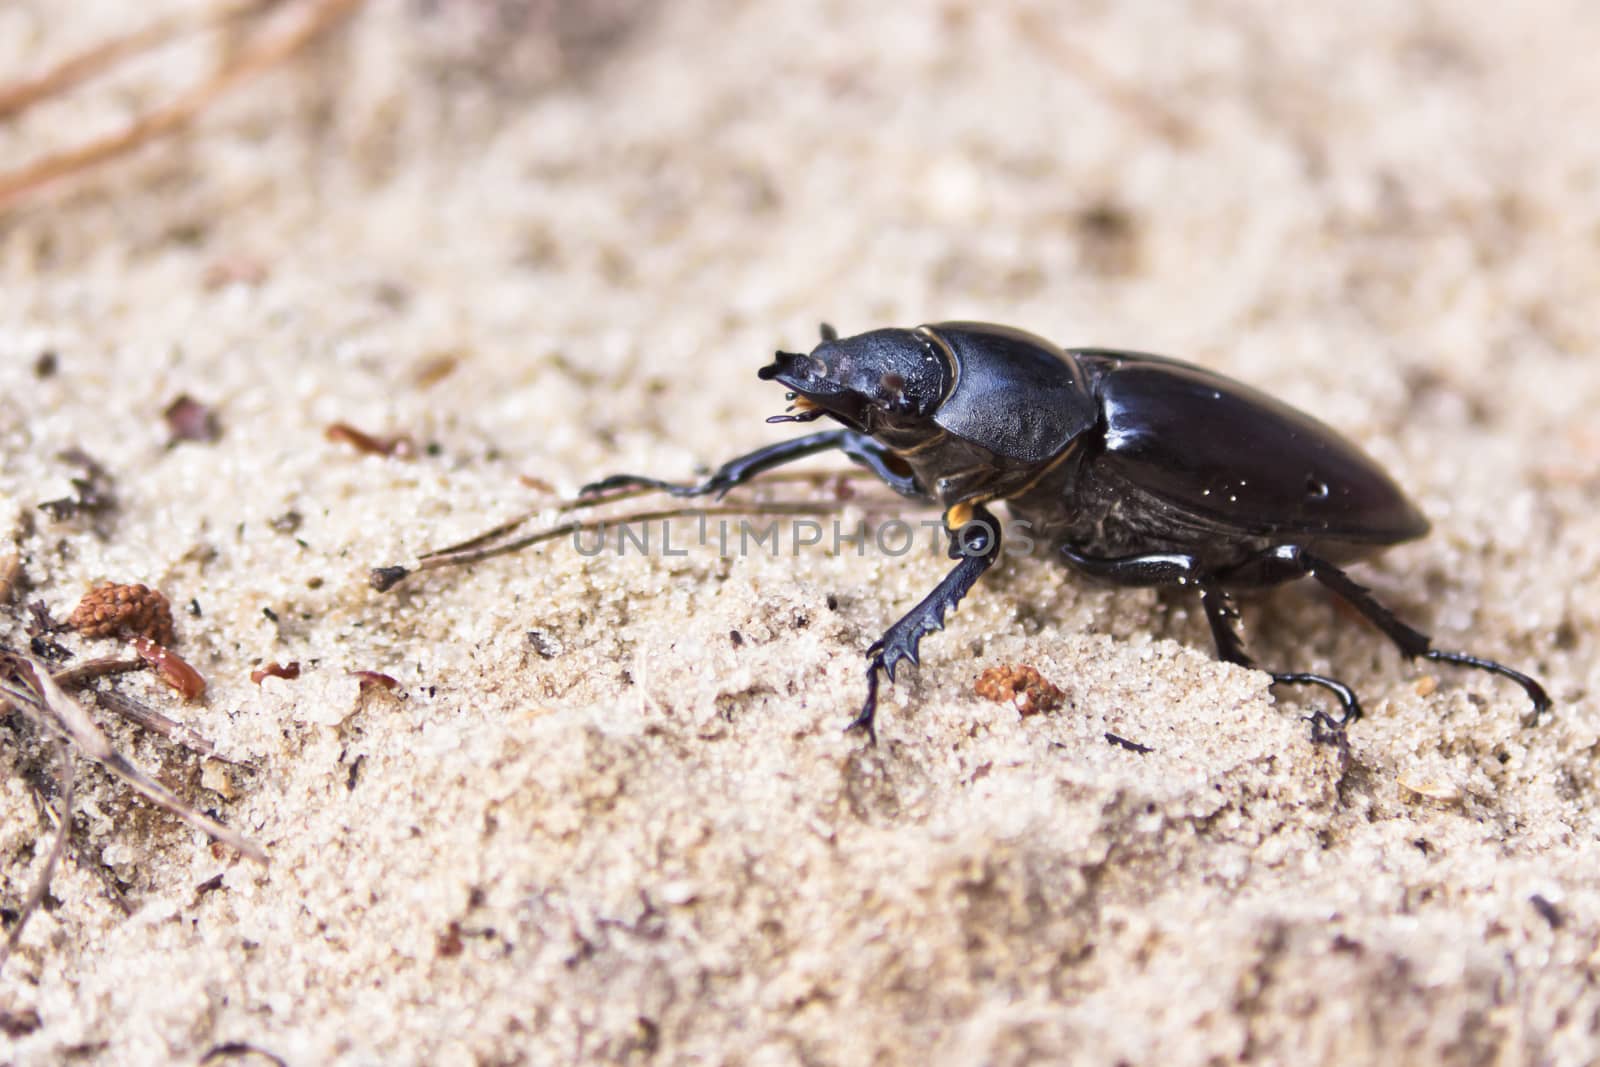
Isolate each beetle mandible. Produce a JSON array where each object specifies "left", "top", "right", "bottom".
[{"left": 584, "top": 322, "right": 1550, "bottom": 741}]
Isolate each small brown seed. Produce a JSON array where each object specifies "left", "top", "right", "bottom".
[
  {"left": 68, "top": 582, "right": 175, "bottom": 645},
  {"left": 132, "top": 636, "right": 206, "bottom": 701}
]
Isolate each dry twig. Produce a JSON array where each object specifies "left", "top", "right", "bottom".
[
  {"left": 1014, "top": 8, "right": 1196, "bottom": 148},
  {"left": 0, "top": 0, "right": 365, "bottom": 212},
  {"left": 45, "top": 656, "right": 228, "bottom": 759},
  {"left": 0, "top": 743, "right": 74, "bottom": 977},
  {"left": 373, "top": 498, "right": 857, "bottom": 592},
  {"left": 0, "top": 4, "right": 267, "bottom": 121},
  {"left": 0, "top": 650, "right": 265, "bottom": 863},
  {"left": 89, "top": 688, "right": 224, "bottom": 762}
]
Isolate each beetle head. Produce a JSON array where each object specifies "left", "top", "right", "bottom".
[{"left": 758, "top": 327, "right": 952, "bottom": 433}]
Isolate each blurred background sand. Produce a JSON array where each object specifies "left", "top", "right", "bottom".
[{"left": 2, "top": 1, "right": 1599, "bottom": 1063}]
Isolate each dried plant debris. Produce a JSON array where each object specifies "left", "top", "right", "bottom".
[
  {"left": 25, "top": 601, "right": 59, "bottom": 633},
  {"left": 25, "top": 600, "right": 72, "bottom": 662},
  {"left": 325, "top": 422, "right": 417, "bottom": 458},
  {"left": 408, "top": 0, "right": 655, "bottom": 94},
  {"left": 0, "top": 0, "right": 366, "bottom": 212},
  {"left": 201, "top": 255, "right": 270, "bottom": 289},
  {"left": 1530, "top": 894, "right": 1563, "bottom": 929},
  {"left": 132, "top": 637, "right": 208, "bottom": 701},
  {"left": 0, "top": 551, "right": 22, "bottom": 606},
  {"left": 349, "top": 669, "right": 399, "bottom": 693},
  {"left": 1073, "top": 199, "right": 1143, "bottom": 277},
  {"left": 250, "top": 661, "right": 300, "bottom": 685},
  {"left": 1105, "top": 731, "right": 1154, "bottom": 755},
  {"left": 90, "top": 686, "right": 221, "bottom": 760},
  {"left": 0, "top": 0, "right": 658, "bottom": 177},
  {"left": 370, "top": 480, "right": 849, "bottom": 592},
  {"left": 1012, "top": 8, "right": 1196, "bottom": 147},
  {"left": 412, "top": 352, "right": 461, "bottom": 388},
  {"left": 61, "top": 582, "right": 209, "bottom": 699},
  {"left": 3, "top": 578, "right": 236, "bottom": 980},
  {"left": 517, "top": 474, "right": 557, "bottom": 493},
  {"left": 68, "top": 582, "right": 176, "bottom": 645},
  {"left": 37, "top": 449, "right": 117, "bottom": 525},
  {"left": 974, "top": 663, "right": 1067, "bottom": 717},
  {"left": 0, "top": 1004, "right": 42, "bottom": 1037},
  {"left": 47, "top": 652, "right": 227, "bottom": 767},
  {"left": 0, "top": 743, "right": 74, "bottom": 978},
  {"left": 0, "top": 652, "right": 264, "bottom": 921},
  {"left": 164, "top": 394, "right": 223, "bottom": 443},
  {"left": 198, "top": 1042, "right": 289, "bottom": 1067},
  {"left": 48, "top": 654, "right": 145, "bottom": 688}
]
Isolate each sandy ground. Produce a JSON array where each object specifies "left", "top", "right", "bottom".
[{"left": 2, "top": 1, "right": 1599, "bottom": 1063}]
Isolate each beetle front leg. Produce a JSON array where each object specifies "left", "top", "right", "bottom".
[
  {"left": 850, "top": 505, "right": 1001, "bottom": 743},
  {"left": 581, "top": 429, "right": 924, "bottom": 501},
  {"left": 839, "top": 433, "right": 925, "bottom": 498},
  {"left": 581, "top": 430, "right": 854, "bottom": 500}
]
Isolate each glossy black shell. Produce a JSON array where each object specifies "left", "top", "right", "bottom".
[{"left": 1073, "top": 349, "right": 1430, "bottom": 546}]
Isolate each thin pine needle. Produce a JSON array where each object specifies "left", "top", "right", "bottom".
[
  {"left": 0, "top": 652, "right": 265, "bottom": 863},
  {"left": 376, "top": 500, "right": 843, "bottom": 591},
  {"left": 417, "top": 466, "right": 880, "bottom": 562},
  {"left": 0, "top": 743, "right": 74, "bottom": 977},
  {"left": 0, "top": 2, "right": 274, "bottom": 121},
  {"left": 0, "top": 0, "right": 364, "bottom": 211}
]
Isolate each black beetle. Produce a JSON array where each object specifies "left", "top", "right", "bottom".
[{"left": 585, "top": 322, "right": 1550, "bottom": 741}]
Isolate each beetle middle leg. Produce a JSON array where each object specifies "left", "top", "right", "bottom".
[
  {"left": 1059, "top": 546, "right": 1365, "bottom": 730},
  {"left": 1196, "top": 579, "right": 1363, "bottom": 732},
  {"left": 581, "top": 429, "right": 923, "bottom": 500},
  {"left": 852, "top": 505, "right": 1002, "bottom": 743}
]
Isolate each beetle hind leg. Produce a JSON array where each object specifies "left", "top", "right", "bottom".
[{"left": 1273, "top": 547, "right": 1551, "bottom": 716}]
